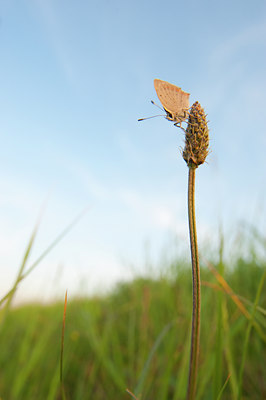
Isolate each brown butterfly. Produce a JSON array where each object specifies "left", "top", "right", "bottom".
[
  {"left": 139, "top": 79, "right": 190, "bottom": 127},
  {"left": 154, "top": 79, "right": 190, "bottom": 124}
]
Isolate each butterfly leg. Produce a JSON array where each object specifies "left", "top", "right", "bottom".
[{"left": 174, "top": 121, "right": 186, "bottom": 133}]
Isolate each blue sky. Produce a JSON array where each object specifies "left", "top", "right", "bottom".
[{"left": 1, "top": 0, "right": 266, "bottom": 302}]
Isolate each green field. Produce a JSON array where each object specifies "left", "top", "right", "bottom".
[{"left": 0, "top": 232, "right": 265, "bottom": 400}]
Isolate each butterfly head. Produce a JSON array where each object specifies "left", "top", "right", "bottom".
[{"left": 164, "top": 108, "right": 189, "bottom": 124}]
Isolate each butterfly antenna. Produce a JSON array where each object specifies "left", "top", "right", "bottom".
[
  {"left": 151, "top": 100, "right": 165, "bottom": 112},
  {"left": 138, "top": 114, "right": 165, "bottom": 121},
  {"left": 138, "top": 99, "right": 167, "bottom": 121}
]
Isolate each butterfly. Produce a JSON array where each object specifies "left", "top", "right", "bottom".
[
  {"left": 138, "top": 79, "right": 190, "bottom": 127},
  {"left": 154, "top": 79, "right": 190, "bottom": 125}
]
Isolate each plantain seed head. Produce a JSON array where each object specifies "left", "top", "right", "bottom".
[{"left": 182, "top": 101, "right": 209, "bottom": 168}]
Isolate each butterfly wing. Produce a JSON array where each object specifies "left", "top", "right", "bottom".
[{"left": 154, "top": 79, "right": 190, "bottom": 121}]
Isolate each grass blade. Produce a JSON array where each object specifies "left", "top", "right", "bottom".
[
  {"left": 237, "top": 270, "right": 266, "bottom": 400},
  {"left": 0, "top": 215, "right": 41, "bottom": 323},
  {"left": 134, "top": 320, "right": 176, "bottom": 397},
  {"left": 217, "top": 374, "right": 231, "bottom": 400},
  {"left": 206, "top": 260, "right": 266, "bottom": 342},
  {"left": 60, "top": 291, "right": 68, "bottom": 400},
  {"left": 0, "top": 208, "right": 88, "bottom": 308},
  {"left": 213, "top": 232, "right": 224, "bottom": 399}
]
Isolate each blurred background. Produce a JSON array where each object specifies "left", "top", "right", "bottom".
[{"left": 0, "top": 0, "right": 266, "bottom": 303}]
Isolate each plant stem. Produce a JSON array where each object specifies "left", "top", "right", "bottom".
[{"left": 186, "top": 166, "right": 201, "bottom": 400}]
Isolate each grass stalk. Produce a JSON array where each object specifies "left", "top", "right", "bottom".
[
  {"left": 186, "top": 166, "right": 201, "bottom": 400},
  {"left": 182, "top": 101, "right": 209, "bottom": 400}
]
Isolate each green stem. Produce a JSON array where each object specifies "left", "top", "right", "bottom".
[{"left": 186, "top": 166, "right": 201, "bottom": 400}]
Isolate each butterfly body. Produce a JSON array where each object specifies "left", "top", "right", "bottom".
[{"left": 154, "top": 79, "right": 190, "bottom": 124}]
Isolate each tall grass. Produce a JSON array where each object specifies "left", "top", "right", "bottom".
[{"left": 0, "top": 233, "right": 265, "bottom": 399}]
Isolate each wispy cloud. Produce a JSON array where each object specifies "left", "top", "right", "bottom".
[
  {"left": 28, "top": 1, "right": 80, "bottom": 88},
  {"left": 210, "top": 18, "right": 266, "bottom": 67}
]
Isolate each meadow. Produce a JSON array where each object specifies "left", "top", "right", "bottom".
[{"left": 0, "top": 227, "right": 265, "bottom": 400}]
